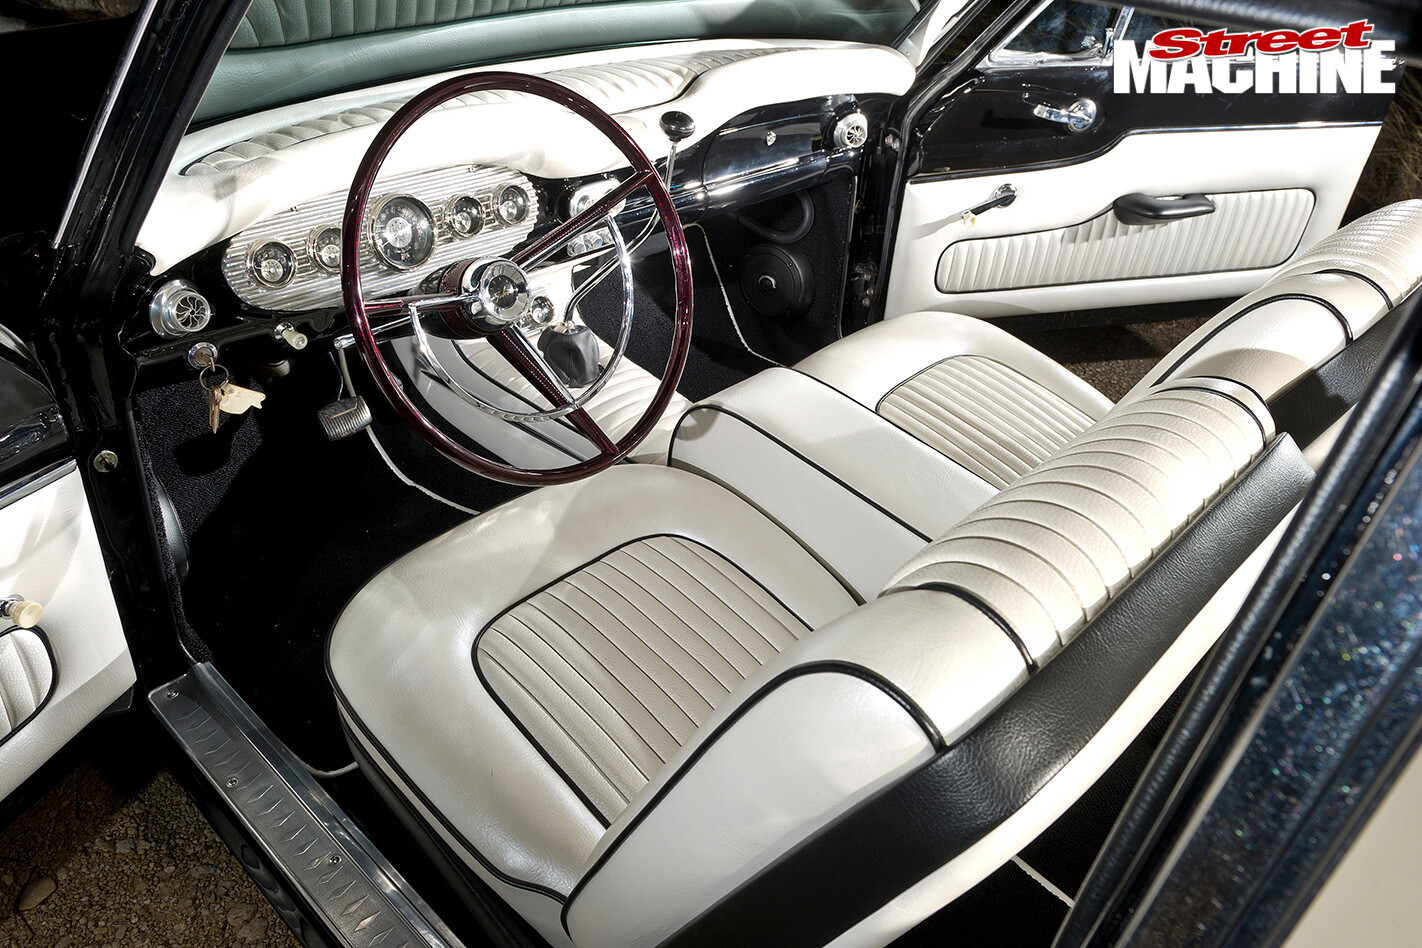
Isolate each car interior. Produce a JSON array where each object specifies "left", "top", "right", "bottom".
[{"left": 4, "top": 0, "right": 1420, "bottom": 945}]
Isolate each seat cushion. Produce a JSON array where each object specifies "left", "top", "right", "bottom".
[
  {"left": 476, "top": 535, "right": 811, "bottom": 823},
  {"left": 1121, "top": 200, "right": 1422, "bottom": 405},
  {"left": 327, "top": 465, "right": 855, "bottom": 944},
  {"left": 796, "top": 310, "right": 1113, "bottom": 486}
]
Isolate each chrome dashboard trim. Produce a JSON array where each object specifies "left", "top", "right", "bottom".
[{"left": 222, "top": 164, "right": 540, "bottom": 313}]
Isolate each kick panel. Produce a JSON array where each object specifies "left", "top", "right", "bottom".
[{"left": 936, "top": 189, "right": 1315, "bottom": 294}]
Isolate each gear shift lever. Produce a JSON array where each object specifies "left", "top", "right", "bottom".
[
  {"left": 559, "top": 110, "right": 698, "bottom": 335},
  {"left": 658, "top": 110, "right": 695, "bottom": 186}
]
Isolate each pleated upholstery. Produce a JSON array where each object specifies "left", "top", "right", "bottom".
[
  {"left": 878, "top": 356, "right": 1096, "bottom": 489},
  {"left": 235, "top": 0, "right": 648, "bottom": 48},
  {"left": 1269, "top": 198, "right": 1422, "bottom": 307},
  {"left": 187, "top": 49, "right": 779, "bottom": 175},
  {"left": 935, "top": 189, "right": 1315, "bottom": 294},
  {"left": 884, "top": 380, "right": 1273, "bottom": 663},
  {"left": 0, "top": 629, "right": 53, "bottom": 741},
  {"left": 476, "top": 536, "right": 809, "bottom": 822}
]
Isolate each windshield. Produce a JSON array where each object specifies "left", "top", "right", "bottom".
[{"left": 197, "top": 0, "right": 923, "bottom": 122}]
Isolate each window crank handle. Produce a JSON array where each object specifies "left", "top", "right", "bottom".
[
  {"left": 1024, "top": 94, "right": 1099, "bottom": 134},
  {"left": 959, "top": 184, "right": 1017, "bottom": 227}
]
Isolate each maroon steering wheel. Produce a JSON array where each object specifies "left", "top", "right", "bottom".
[{"left": 340, "top": 72, "right": 693, "bottom": 486}]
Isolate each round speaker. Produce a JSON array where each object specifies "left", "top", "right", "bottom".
[{"left": 738, "top": 243, "right": 814, "bottom": 323}]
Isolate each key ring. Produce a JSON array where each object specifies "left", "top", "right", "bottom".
[{"left": 199, "top": 365, "right": 230, "bottom": 392}]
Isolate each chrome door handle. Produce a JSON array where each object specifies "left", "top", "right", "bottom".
[{"left": 1026, "top": 95, "right": 1099, "bottom": 134}]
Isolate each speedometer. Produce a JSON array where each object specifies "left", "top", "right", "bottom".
[{"left": 369, "top": 194, "right": 436, "bottom": 271}]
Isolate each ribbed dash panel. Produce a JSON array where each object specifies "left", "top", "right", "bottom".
[
  {"left": 0, "top": 630, "right": 52, "bottom": 740},
  {"left": 936, "top": 190, "right": 1315, "bottom": 294},
  {"left": 477, "top": 537, "right": 808, "bottom": 822},
  {"left": 878, "top": 356, "right": 1096, "bottom": 490},
  {"left": 884, "top": 383, "right": 1270, "bottom": 663}
]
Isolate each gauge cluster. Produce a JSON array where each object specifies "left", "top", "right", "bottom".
[{"left": 220, "top": 165, "right": 540, "bottom": 313}]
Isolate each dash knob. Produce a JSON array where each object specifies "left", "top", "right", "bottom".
[{"left": 660, "top": 110, "right": 696, "bottom": 144}]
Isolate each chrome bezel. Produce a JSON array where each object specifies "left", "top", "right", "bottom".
[
  {"left": 444, "top": 194, "right": 485, "bottom": 238},
  {"left": 493, "top": 184, "right": 531, "bottom": 226},
  {"left": 247, "top": 240, "right": 298, "bottom": 289},
  {"left": 520, "top": 296, "right": 557, "bottom": 331},
  {"left": 368, "top": 193, "right": 437, "bottom": 272},
  {"left": 307, "top": 225, "right": 343, "bottom": 274}
]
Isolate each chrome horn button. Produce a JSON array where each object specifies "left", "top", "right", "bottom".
[{"left": 464, "top": 259, "right": 532, "bottom": 328}]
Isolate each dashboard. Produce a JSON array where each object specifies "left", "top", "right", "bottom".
[{"left": 129, "top": 40, "right": 917, "bottom": 362}]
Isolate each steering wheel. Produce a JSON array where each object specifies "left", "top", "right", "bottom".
[{"left": 340, "top": 72, "right": 693, "bottom": 486}]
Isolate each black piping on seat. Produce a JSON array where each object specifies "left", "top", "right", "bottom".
[{"left": 633, "top": 434, "right": 1314, "bottom": 948}]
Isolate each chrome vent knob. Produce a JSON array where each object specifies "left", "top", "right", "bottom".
[
  {"left": 149, "top": 280, "right": 212, "bottom": 338},
  {"left": 832, "top": 112, "right": 870, "bottom": 150}
]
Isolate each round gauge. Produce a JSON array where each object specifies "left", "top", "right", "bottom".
[
  {"left": 248, "top": 240, "right": 298, "bottom": 289},
  {"left": 446, "top": 195, "right": 485, "bottom": 238},
  {"left": 369, "top": 194, "right": 437, "bottom": 271},
  {"left": 308, "top": 225, "right": 343, "bottom": 273},
  {"left": 520, "top": 296, "right": 556, "bottom": 331},
  {"left": 494, "top": 185, "right": 531, "bottom": 226}
]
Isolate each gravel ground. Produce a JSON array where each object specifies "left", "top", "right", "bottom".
[
  {"left": 0, "top": 315, "right": 1205, "bottom": 948},
  {"left": 0, "top": 753, "right": 297, "bottom": 947}
]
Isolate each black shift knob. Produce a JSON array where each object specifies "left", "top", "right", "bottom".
[{"left": 660, "top": 110, "right": 696, "bottom": 144}]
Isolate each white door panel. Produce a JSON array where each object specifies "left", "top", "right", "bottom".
[
  {"left": 886, "top": 124, "right": 1381, "bottom": 319},
  {"left": 935, "top": 188, "right": 1315, "bottom": 292},
  {"left": 0, "top": 464, "right": 135, "bottom": 798}
]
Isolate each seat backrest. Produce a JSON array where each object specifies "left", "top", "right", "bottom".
[
  {"left": 563, "top": 378, "right": 1312, "bottom": 948},
  {"left": 1122, "top": 200, "right": 1422, "bottom": 405}
]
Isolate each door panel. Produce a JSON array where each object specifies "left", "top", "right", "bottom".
[
  {"left": 0, "top": 351, "right": 134, "bottom": 800},
  {"left": 886, "top": 123, "right": 1381, "bottom": 319},
  {"left": 885, "top": 0, "right": 1394, "bottom": 320},
  {"left": 935, "top": 188, "right": 1315, "bottom": 293}
]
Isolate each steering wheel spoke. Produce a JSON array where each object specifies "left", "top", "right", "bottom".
[
  {"left": 485, "top": 329, "right": 618, "bottom": 454},
  {"left": 512, "top": 169, "right": 655, "bottom": 270}
]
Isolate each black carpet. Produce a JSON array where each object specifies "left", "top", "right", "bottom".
[
  {"left": 579, "top": 232, "right": 771, "bottom": 401},
  {"left": 135, "top": 356, "right": 510, "bottom": 769}
]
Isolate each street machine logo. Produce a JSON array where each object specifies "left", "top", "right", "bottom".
[{"left": 1115, "top": 20, "right": 1397, "bottom": 94}]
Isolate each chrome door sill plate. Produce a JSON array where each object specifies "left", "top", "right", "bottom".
[{"left": 150, "top": 662, "right": 464, "bottom": 948}]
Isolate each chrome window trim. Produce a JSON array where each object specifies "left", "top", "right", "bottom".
[
  {"left": 982, "top": 0, "right": 1126, "bottom": 69},
  {"left": 53, "top": 0, "right": 160, "bottom": 248}
]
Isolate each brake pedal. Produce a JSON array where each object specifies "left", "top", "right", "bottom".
[{"left": 317, "top": 397, "right": 372, "bottom": 440}]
